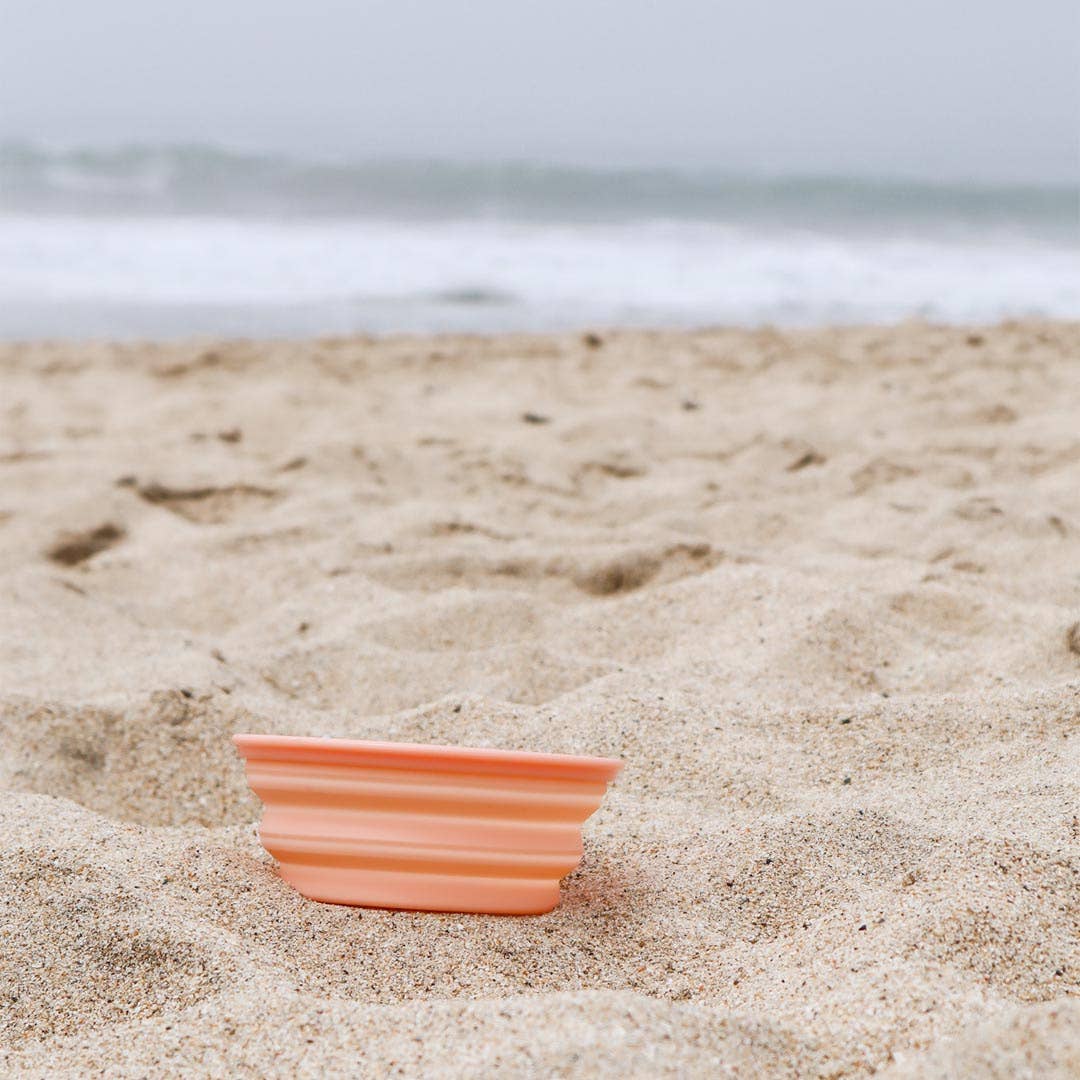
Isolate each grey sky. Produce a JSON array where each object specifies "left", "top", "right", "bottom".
[{"left": 3, "top": 0, "right": 1078, "bottom": 182}]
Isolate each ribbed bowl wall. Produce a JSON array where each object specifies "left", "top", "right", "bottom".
[{"left": 235, "top": 737, "right": 620, "bottom": 915}]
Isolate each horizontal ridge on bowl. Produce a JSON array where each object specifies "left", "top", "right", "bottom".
[{"left": 234, "top": 734, "right": 622, "bottom": 914}]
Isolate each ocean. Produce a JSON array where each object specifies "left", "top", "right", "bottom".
[{"left": 1, "top": 141, "right": 1077, "bottom": 338}]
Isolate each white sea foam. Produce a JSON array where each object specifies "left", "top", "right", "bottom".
[{"left": 0, "top": 212, "right": 1076, "bottom": 338}]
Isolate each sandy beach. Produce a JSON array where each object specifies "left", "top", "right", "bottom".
[{"left": 1, "top": 321, "right": 1078, "bottom": 1076}]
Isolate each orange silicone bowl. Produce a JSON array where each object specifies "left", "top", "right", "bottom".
[{"left": 233, "top": 734, "right": 622, "bottom": 915}]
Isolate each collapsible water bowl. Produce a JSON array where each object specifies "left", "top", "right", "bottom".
[{"left": 234, "top": 734, "right": 622, "bottom": 914}]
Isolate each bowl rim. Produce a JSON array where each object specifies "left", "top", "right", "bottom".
[{"left": 234, "top": 733, "right": 623, "bottom": 781}]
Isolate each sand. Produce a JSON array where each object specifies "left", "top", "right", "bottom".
[{"left": 1, "top": 321, "right": 1078, "bottom": 1077}]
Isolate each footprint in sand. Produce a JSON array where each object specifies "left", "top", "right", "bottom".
[
  {"left": 571, "top": 542, "right": 720, "bottom": 597},
  {"left": 135, "top": 481, "right": 278, "bottom": 525}
]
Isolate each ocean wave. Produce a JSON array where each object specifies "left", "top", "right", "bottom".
[
  {"left": 1, "top": 213, "right": 1077, "bottom": 338},
  {"left": 1, "top": 140, "right": 1076, "bottom": 239}
]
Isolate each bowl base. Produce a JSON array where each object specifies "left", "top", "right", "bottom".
[{"left": 277, "top": 862, "right": 563, "bottom": 915}]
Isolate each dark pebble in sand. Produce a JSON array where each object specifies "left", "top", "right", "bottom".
[{"left": 787, "top": 450, "right": 826, "bottom": 472}]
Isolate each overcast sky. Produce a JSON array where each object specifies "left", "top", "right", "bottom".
[{"left": 4, "top": 0, "right": 1078, "bottom": 182}]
